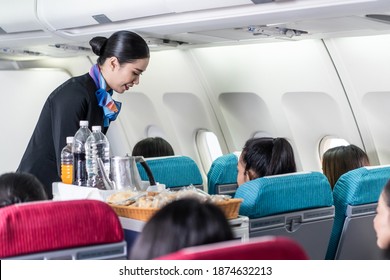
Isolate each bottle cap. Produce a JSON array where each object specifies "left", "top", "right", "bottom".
[
  {"left": 66, "top": 136, "right": 74, "bottom": 144},
  {"left": 92, "top": 126, "right": 102, "bottom": 132},
  {"left": 80, "top": 120, "right": 89, "bottom": 126}
]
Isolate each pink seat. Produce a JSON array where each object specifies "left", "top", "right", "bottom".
[
  {"left": 156, "top": 236, "right": 309, "bottom": 260},
  {"left": 0, "top": 200, "right": 125, "bottom": 259}
]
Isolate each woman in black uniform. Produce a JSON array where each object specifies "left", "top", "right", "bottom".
[{"left": 17, "top": 30, "right": 150, "bottom": 198}]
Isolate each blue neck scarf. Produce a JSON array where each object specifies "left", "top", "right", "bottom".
[{"left": 89, "top": 64, "right": 122, "bottom": 127}]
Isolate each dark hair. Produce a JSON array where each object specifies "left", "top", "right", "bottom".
[
  {"left": 0, "top": 172, "right": 48, "bottom": 208},
  {"left": 322, "top": 144, "right": 370, "bottom": 189},
  {"left": 240, "top": 137, "right": 297, "bottom": 179},
  {"left": 129, "top": 198, "right": 234, "bottom": 259},
  {"left": 132, "top": 137, "right": 174, "bottom": 158},
  {"left": 89, "top": 30, "right": 150, "bottom": 65}
]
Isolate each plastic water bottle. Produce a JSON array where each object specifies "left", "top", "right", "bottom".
[
  {"left": 61, "top": 136, "right": 74, "bottom": 184},
  {"left": 72, "top": 120, "right": 91, "bottom": 186},
  {"left": 85, "top": 125, "right": 110, "bottom": 189}
]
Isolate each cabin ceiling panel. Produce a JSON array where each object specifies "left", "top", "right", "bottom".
[
  {"left": 0, "top": 0, "right": 42, "bottom": 33},
  {"left": 2, "top": 0, "right": 390, "bottom": 58},
  {"left": 36, "top": 0, "right": 172, "bottom": 31}
]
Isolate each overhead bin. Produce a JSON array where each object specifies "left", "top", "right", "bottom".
[
  {"left": 36, "top": 0, "right": 171, "bottom": 31},
  {"left": 0, "top": 0, "right": 54, "bottom": 48},
  {"left": 3, "top": 0, "right": 390, "bottom": 51},
  {"left": 0, "top": 0, "right": 42, "bottom": 34},
  {"left": 36, "top": 0, "right": 254, "bottom": 31},
  {"left": 35, "top": 0, "right": 390, "bottom": 40}
]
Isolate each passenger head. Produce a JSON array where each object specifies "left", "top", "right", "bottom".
[
  {"left": 373, "top": 179, "right": 390, "bottom": 258},
  {"left": 129, "top": 198, "right": 234, "bottom": 259},
  {"left": 132, "top": 137, "right": 174, "bottom": 158},
  {"left": 0, "top": 172, "right": 48, "bottom": 208},
  {"left": 322, "top": 144, "right": 370, "bottom": 189},
  {"left": 89, "top": 30, "right": 150, "bottom": 93},
  {"left": 237, "top": 137, "right": 297, "bottom": 186}
]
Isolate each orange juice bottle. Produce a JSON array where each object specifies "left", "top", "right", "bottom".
[{"left": 61, "top": 136, "right": 74, "bottom": 184}]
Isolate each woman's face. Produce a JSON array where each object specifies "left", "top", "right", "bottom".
[
  {"left": 103, "top": 57, "right": 149, "bottom": 93},
  {"left": 237, "top": 156, "right": 250, "bottom": 186},
  {"left": 373, "top": 193, "right": 390, "bottom": 250}
]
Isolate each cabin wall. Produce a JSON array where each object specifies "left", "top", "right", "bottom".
[
  {"left": 2, "top": 34, "right": 390, "bottom": 184},
  {"left": 188, "top": 39, "right": 364, "bottom": 171},
  {"left": 324, "top": 34, "right": 390, "bottom": 165},
  {"left": 1, "top": 57, "right": 92, "bottom": 173}
]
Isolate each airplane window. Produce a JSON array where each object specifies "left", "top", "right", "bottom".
[
  {"left": 319, "top": 136, "right": 350, "bottom": 160},
  {"left": 196, "top": 130, "right": 223, "bottom": 173}
]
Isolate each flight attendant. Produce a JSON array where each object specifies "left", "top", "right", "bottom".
[{"left": 17, "top": 30, "right": 150, "bottom": 198}]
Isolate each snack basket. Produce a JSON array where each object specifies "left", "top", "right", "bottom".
[
  {"left": 110, "top": 205, "right": 159, "bottom": 222},
  {"left": 110, "top": 198, "right": 243, "bottom": 221},
  {"left": 214, "top": 198, "right": 243, "bottom": 219}
]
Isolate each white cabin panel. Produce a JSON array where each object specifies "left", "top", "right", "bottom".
[
  {"left": 218, "top": 92, "right": 276, "bottom": 149},
  {"left": 189, "top": 39, "right": 363, "bottom": 171},
  {"left": 114, "top": 91, "right": 167, "bottom": 153},
  {"left": 325, "top": 34, "right": 390, "bottom": 165},
  {"left": 282, "top": 91, "right": 355, "bottom": 169},
  {"left": 362, "top": 92, "right": 390, "bottom": 164},
  {"left": 0, "top": 0, "right": 42, "bottom": 33},
  {"left": 113, "top": 49, "right": 228, "bottom": 177},
  {"left": 2, "top": 69, "right": 71, "bottom": 173}
]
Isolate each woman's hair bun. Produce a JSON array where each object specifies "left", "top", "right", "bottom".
[{"left": 89, "top": 36, "right": 108, "bottom": 56}]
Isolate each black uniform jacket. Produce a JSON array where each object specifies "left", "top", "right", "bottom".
[{"left": 17, "top": 73, "right": 108, "bottom": 198}]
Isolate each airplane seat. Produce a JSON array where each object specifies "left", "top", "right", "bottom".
[
  {"left": 207, "top": 153, "right": 239, "bottom": 195},
  {"left": 0, "top": 200, "right": 127, "bottom": 260},
  {"left": 137, "top": 155, "right": 204, "bottom": 190},
  {"left": 234, "top": 171, "right": 334, "bottom": 260},
  {"left": 326, "top": 165, "right": 390, "bottom": 260},
  {"left": 156, "top": 236, "right": 309, "bottom": 260}
]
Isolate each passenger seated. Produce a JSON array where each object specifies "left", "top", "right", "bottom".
[
  {"left": 374, "top": 179, "right": 390, "bottom": 259},
  {"left": 237, "top": 137, "right": 297, "bottom": 186},
  {"left": 129, "top": 198, "right": 234, "bottom": 259},
  {"left": 322, "top": 144, "right": 370, "bottom": 189},
  {"left": 131, "top": 137, "right": 174, "bottom": 158},
  {"left": 0, "top": 172, "right": 48, "bottom": 208}
]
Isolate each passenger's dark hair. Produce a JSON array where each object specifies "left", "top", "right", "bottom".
[
  {"left": 129, "top": 198, "right": 234, "bottom": 260},
  {"left": 240, "top": 137, "right": 297, "bottom": 179},
  {"left": 0, "top": 172, "right": 48, "bottom": 208},
  {"left": 132, "top": 137, "right": 174, "bottom": 158},
  {"left": 89, "top": 30, "right": 150, "bottom": 65},
  {"left": 322, "top": 144, "right": 370, "bottom": 189}
]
